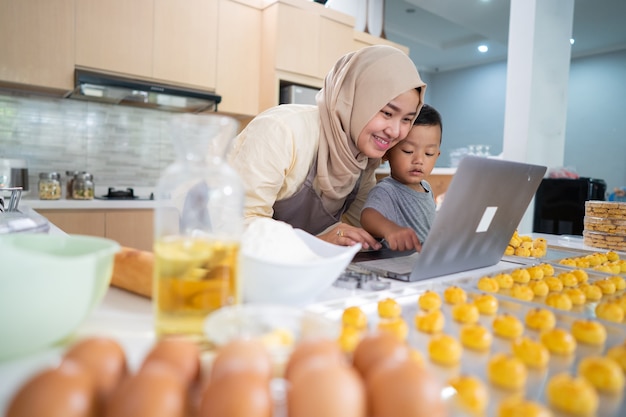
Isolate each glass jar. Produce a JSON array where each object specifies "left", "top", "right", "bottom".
[
  {"left": 38, "top": 172, "right": 61, "bottom": 200},
  {"left": 153, "top": 114, "right": 242, "bottom": 345},
  {"left": 65, "top": 170, "right": 78, "bottom": 199},
  {"left": 72, "top": 172, "right": 94, "bottom": 200}
]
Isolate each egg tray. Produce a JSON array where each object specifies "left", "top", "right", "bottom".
[
  {"left": 455, "top": 264, "right": 626, "bottom": 323},
  {"left": 307, "top": 280, "right": 626, "bottom": 417}
]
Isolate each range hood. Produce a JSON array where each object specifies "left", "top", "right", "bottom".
[{"left": 66, "top": 68, "right": 222, "bottom": 113}]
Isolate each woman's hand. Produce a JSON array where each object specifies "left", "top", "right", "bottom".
[
  {"left": 383, "top": 228, "right": 422, "bottom": 252},
  {"left": 319, "top": 224, "right": 382, "bottom": 250}
]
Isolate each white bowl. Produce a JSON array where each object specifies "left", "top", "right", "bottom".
[
  {"left": 0, "top": 234, "right": 120, "bottom": 360},
  {"left": 240, "top": 229, "right": 361, "bottom": 306}
]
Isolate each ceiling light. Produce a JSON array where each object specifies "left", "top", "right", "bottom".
[
  {"left": 477, "top": 45, "right": 488, "bottom": 53},
  {"left": 570, "top": 38, "right": 575, "bottom": 45}
]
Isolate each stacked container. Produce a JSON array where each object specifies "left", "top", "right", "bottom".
[{"left": 583, "top": 201, "right": 626, "bottom": 251}]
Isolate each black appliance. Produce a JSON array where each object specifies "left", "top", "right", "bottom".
[
  {"left": 533, "top": 177, "right": 606, "bottom": 235},
  {"left": 95, "top": 187, "right": 154, "bottom": 201}
]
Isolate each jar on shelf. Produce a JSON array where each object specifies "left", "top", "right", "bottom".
[
  {"left": 72, "top": 172, "right": 95, "bottom": 200},
  {"left": 65, "top": 170, "right": 78, "bottom": 199},
  {"left": 38, "top": 172, "right": 62, "bottom": 200}
]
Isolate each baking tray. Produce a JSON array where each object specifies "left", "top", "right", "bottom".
[{"left": 307, "top": 278, "right": 626, "bottom": 417}]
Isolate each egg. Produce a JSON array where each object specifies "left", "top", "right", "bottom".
[
  {"left": 285, "top": 338, "right": 346, "bottom": 381},
  {"left": 6, "top": 361, "right": 97, "bottom": 417},
  {"left": 352, "top": 332, "right": 411, "bottom": 378},
  {"left": 200, "top": 372, "right": 272, "bottom": 417},
  {"left": 210, "top": 338, "right": 273, "bottom": 382},
  {"left": 288, "top": 363, "right": 366, "bottom": 417},
  {"left": 142, "top": 337, "right": 201, "bottom": 387},
  {"left": 63, "top": 337, "right": 128, "bottom": 406},
  {"left": 105, "top": 361, "right": 186, "bottom": 417},
  {"left": 366, "top": 358, "right": 447, "bottom": 417}
]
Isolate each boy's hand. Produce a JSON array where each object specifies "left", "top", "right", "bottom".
[{"left": 384, "top": 228, "right": 422, "bottom": 252}]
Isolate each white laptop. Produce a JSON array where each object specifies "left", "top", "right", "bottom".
[{"left": 352, "top": 156, "right": 547, "bottom": 281}]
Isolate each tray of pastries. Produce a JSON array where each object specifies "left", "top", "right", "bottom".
[{"left": 307, "top": 274, "right": 626, "bottom": 417}]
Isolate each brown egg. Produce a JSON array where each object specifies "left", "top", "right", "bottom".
[
  {"left": 284, "top": 337, "right": 346, "bottom": 382},
  {"left": 141, "top": 337, "right": 201, "bottom": 387},
  {"left": 105, "top": 361, "right": 186, "bottom": 417},
  {"left": 352, "top": 332, "right": 411, "bottom": 379},
  {"left": 200, "top": 372, "right": 272, "bottom": 417},
  {"left": 63, "top": 337, "right": 128, "bottom": 406},
  {"left": 6, "top": 361, "right": 97, "bottom": 417},
  {"left": 210, "top": 338, "right": 273, "bottom": 383},
  {"left": 366, "top": 359, "right": 447, "bottom": 417},
  {"left": 288, "top": 363, "right": 366, "bottom": 417}
]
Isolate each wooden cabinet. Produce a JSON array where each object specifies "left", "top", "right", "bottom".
[
  {"left": 153, "top": 0, "right": 218, "bottom": 88},
  {"left": 37, "top": 209, "right": 154, "bottom": 252},
  {"left": 259, "top": 0, "right": 409, "bottom": 112},
  {"left": 75, "top": 0, "right": 154, "bottom": 78},
  {"left": 38, "top": 210, "right": 106, "bottom": 237},
  {"left": 215, "top": 0, "right": 262, "bottom": 115},
  {"left": 0, "top": 0, "right": 75, "bottom": 91},
  {"left": 76, "top": 0, "right": 219, "bottom": 90}
]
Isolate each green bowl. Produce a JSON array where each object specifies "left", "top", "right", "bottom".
[{"left": 0, "top": 234, "right": 120, "bottom": 360}]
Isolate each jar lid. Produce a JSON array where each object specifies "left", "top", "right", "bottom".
[
  {"left": 74, "top": 172, "right": 94, "bottom": 181},
  {"left": 39, "top": 172, "right": 61, "bottom": 180}
]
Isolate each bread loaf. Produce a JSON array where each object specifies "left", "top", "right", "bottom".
[{"left": 110, "top": 247, "right": 154, "bottom": 298}]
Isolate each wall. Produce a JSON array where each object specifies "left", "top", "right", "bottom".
[
  {"left": 425, "top": 49, "right": 626, "bottom": 192},
  {"left": 0, "top": 94, "right": 230, "bottom": 192}
]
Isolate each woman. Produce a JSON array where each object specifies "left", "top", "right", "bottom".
[{"left": 228, "top": 45, "right": 426, "bottom": 250}]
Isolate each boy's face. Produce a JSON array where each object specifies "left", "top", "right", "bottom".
[{"left": 386, "top": 124, "right": 441, "bottom": 188}]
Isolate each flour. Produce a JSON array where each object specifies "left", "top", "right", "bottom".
[{"left": 241, "top": 218, "right": 322, "bottom": 263}]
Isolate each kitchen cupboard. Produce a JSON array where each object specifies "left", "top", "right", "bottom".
[
  {"left": 153, "top": 0, "right": 219, "bottom": 88},
  {"left": 75, "top": 0, "right": 155, "bottom": 78},
  {"left": 75, "top": 0, "right": 219, "bottom": 90},
  {"left": 0, "top": 0, "right": 75, "bottom": 91},
  {"left": 38, "top": 209, "right": 154, "bottom": 252},
  {"left": 215, "top": 0, "right": 262, "bottom": 115},
  {"left": 259, "top": 0, "right": 354, "bottom": 111}
]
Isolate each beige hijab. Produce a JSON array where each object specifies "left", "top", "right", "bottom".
[{"left": 315, "top": 45, "right": 426, "bottom": 212}]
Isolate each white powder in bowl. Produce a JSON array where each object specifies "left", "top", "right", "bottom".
[{"left": 241, "top": 218, "right": 322, "bottom": 263}]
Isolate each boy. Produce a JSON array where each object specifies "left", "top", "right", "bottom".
[{"left": 360, "top": 104, "right": 442, "bottom": 251}]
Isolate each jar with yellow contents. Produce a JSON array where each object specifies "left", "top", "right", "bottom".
[{"left": 38, "top": 172, "right": 61, "bottom": 200}]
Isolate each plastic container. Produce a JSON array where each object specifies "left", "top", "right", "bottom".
[
  {"left": 72, "top": 172, "right": 94, "bottom": 200},
  {"left": 38, "top": 172, "right": 61, "bottom": 200},
  {"left": 153, "top": 113, "right": 243, "bottom": 344},
  {"left": 584, "top": 216, "right": 626, "bottom": 235}
]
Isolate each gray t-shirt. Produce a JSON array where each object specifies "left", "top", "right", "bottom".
[{"left": 363, "top": 176, "right": 436, "bottom": 243}]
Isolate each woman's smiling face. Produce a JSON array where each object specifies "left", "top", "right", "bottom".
[{"left": 356, "top": 89, "right": 421, "bottom": 159}]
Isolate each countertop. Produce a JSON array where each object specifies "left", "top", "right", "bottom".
[
  {"left": 22, "top": 186, "right": 158, "bottom": 210},
  {"left": 0, "top": 233, "right": 601, "bottom": 414}
]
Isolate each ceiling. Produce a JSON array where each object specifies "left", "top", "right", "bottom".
[{"left": 383, "top": 0, "right": 626, "bottom": 73}]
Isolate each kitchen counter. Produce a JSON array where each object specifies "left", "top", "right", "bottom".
[
  {"left": 0, "top": 233, "right": 607, "bottom": 414},
  {"left": 22, "top": 186, "right": 157, "bottom": 210}
]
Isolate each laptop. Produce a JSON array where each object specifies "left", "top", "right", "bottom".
[{"left": 352, "top": 156, "right": 547, "bottom": 281}]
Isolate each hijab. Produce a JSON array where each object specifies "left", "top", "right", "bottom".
[{"left": 315, "top": 45, "right": 426, "bottom": 212}]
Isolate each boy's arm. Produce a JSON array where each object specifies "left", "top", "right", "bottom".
[{"left": 361, "top": 207, "right": 422, "bottom": 251}]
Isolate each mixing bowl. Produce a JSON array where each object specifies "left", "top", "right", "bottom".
[
  {"left": 240, "top": 228, "right": 361, "bottom": 306},
  {"left": 0, "top": 234, "right": 120, "bottom": 360}
]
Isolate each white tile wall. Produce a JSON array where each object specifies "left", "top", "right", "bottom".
[{"left": 0, "top": 92, "right": 182, "bottom": 191}]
